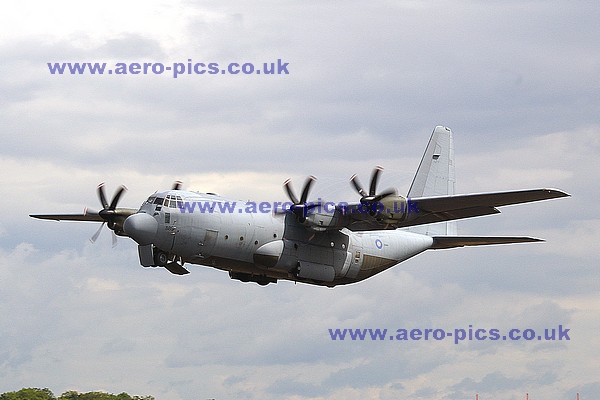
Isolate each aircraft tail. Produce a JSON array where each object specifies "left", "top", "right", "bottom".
[{"left": 407, "top": 126, "right": 457, "bottom": 236}]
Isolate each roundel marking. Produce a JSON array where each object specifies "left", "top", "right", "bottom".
[{"left": 375, "top": 239, "right": 383, "bottom": 249}]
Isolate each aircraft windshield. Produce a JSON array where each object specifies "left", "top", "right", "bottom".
[{"left": 163, "top": 194, "right": 182, "bottom": 208}]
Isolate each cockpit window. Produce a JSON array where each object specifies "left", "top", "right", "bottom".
[
  {"left": 161, "top": 194, "right": 182, "bottom": 208},
  {"left": 154, "top": 197, "right": 164, "bottom": 205}
]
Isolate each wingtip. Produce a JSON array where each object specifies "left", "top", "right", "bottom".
[
  {"left": 542, "top": 188, "right": 571, "bottom": 198},
  {"left": 528, "top": 237, "right": 545, "bottom": 242}
]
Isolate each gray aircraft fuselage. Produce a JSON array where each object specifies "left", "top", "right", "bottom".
[{"left": 127, "top": 191, "right": 433, "bottom": 286}]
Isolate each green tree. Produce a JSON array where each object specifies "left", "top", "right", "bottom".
[
  {"left": 0, "top": 388, "right": 56, "bottom": 400},
  {"left": 0, "top": 390, "right": 153, "bottom": 400},
  {"left": 57, "top": 392, "right": 153, "bottom": 400},
  {"left": 56, "top": 392, "right": 79, "bottom": 400},
  {"left": 59, "top": 392, "right": 126, "bottom": 400}
]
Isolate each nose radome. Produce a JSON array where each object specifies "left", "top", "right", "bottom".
[{"left": 123, "top": 212, "right": 158, "bottom": 245}]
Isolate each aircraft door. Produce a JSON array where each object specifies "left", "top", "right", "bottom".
[
  {"left": 340, "top": 251, "right": 353, "bottom": 277},
  {"left": 171, "top": 212, "right": 191, "bottom": 254},
  {"left": 344, "top": 234, "right": 363, "bottom": 279},
  {"left": 199, "top": 229, "right": 218, "bottom": 258},
  {"left": 163, "top": 209, "right": 176, "bottom": 251}
]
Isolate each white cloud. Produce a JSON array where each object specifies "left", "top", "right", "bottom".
[{"left": 1, "top": 1, "right": 193, "bottom": 49}]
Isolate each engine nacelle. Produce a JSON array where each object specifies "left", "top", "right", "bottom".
[
  {"left": 301, "top": 208, "right": 349, "bottom": 232},
  {"left": 372, "top": 195, "right": 410, "bottom": 223},
  {"left": 299, "top": 196, "right": 412, "bottom": 229}
]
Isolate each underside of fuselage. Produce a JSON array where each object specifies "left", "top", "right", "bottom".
[
  {"left": 144, "top": 223, "right": 435, "bottom": 286},
  {"left": 185, "top": 254, "right": 403, "bottom": 287}
]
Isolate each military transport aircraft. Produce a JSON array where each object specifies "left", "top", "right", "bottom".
[{"left": 31, "top": 126, "right": 569, "bottom": 286}]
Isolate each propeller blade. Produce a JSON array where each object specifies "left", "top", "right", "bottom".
[
  {"left": 111, "top": 231, "right": 118, "bottom": 248},
  {"left": 90, "top": 222, "right": 105, "bottom": 243},
  {"left": 369, "top": 166, "right": 384, "bottom": 196},
  {"left": 371, "top": 188, "right": 397, "bottom": 203},
  {"left": 172, "top": 181, "right": 183, "bottom": 190},
  {"left": 350, "top": 174, "right": 368, "bottom": 197},
  {"left": 283, "top": 179, "right": 299, "bottom": 205},
  {"left": 351, "top": 166, "right": 397, "bottom": 213},
  {"left": 97, "top": 183, "right": 109, "bottom": 209},
  {"left": 109, "top": 186, "right": 127, "bottom": 210},
  {"left": 299, "top": 176, "right": 316, "bottom": 204},
  {"left": 83, "top": 207, "right": 99, "bottom": 216},
  {"left": 283, "top": 176, "right": 318, "bottom": 223},
  {"left": 91, "top": 183, "right": 130, "bottom": 243}
]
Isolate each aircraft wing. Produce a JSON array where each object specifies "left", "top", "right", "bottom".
[
  {"left": 401, "top": 188, "right": 569, "bottom": 227},
  {"left": 30, "top": 208, "right": 138, "bottom": 222},
  {"left": 30, "top": 213, "right": 104, "bottom": 222},
  {"left": 345, "top": 188, "right": 569, "bottom": 230},
  {"left": 410, "top": 188, "right": 568, "bottom": 213}
]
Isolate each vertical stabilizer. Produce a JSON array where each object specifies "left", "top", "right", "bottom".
[{"left": 407, "top": 126, "right": 457, "bottom": 235}]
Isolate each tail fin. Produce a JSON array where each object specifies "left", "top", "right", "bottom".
[{"left": 407, "top": 126, "right": 457, "bottom": 235}]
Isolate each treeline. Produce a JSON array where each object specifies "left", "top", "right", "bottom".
[{"left": 0, "top": 388, "right": 154, "bottom": 400}]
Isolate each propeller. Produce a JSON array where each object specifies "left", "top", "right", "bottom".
[
  {"left": 172, "top": 181, "right": 183, "bottom": 190},
  {"left": 90, "top": 183, "right": 128, "bottom": 246},
  {"left": 283, "top": 176, "right": 317, "bottom": 223},
  {"left": 350, "top": 166, "right": 397, "bottom": 214}
]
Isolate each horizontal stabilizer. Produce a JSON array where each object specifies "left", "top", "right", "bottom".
[{"left": 431, "top": 236, "right": 543, "bottom": 249}]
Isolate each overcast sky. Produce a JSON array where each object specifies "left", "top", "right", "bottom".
[{"left": 1, "top": 1, "right": 599, "bottom": 399}]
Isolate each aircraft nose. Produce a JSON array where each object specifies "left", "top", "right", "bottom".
[{"left": 123, "top": 212, "right": 158, "bottom": 245}]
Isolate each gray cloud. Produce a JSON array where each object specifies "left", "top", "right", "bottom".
[{"left": 1, "top": 1, "right": 599, "bottom": 399}]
